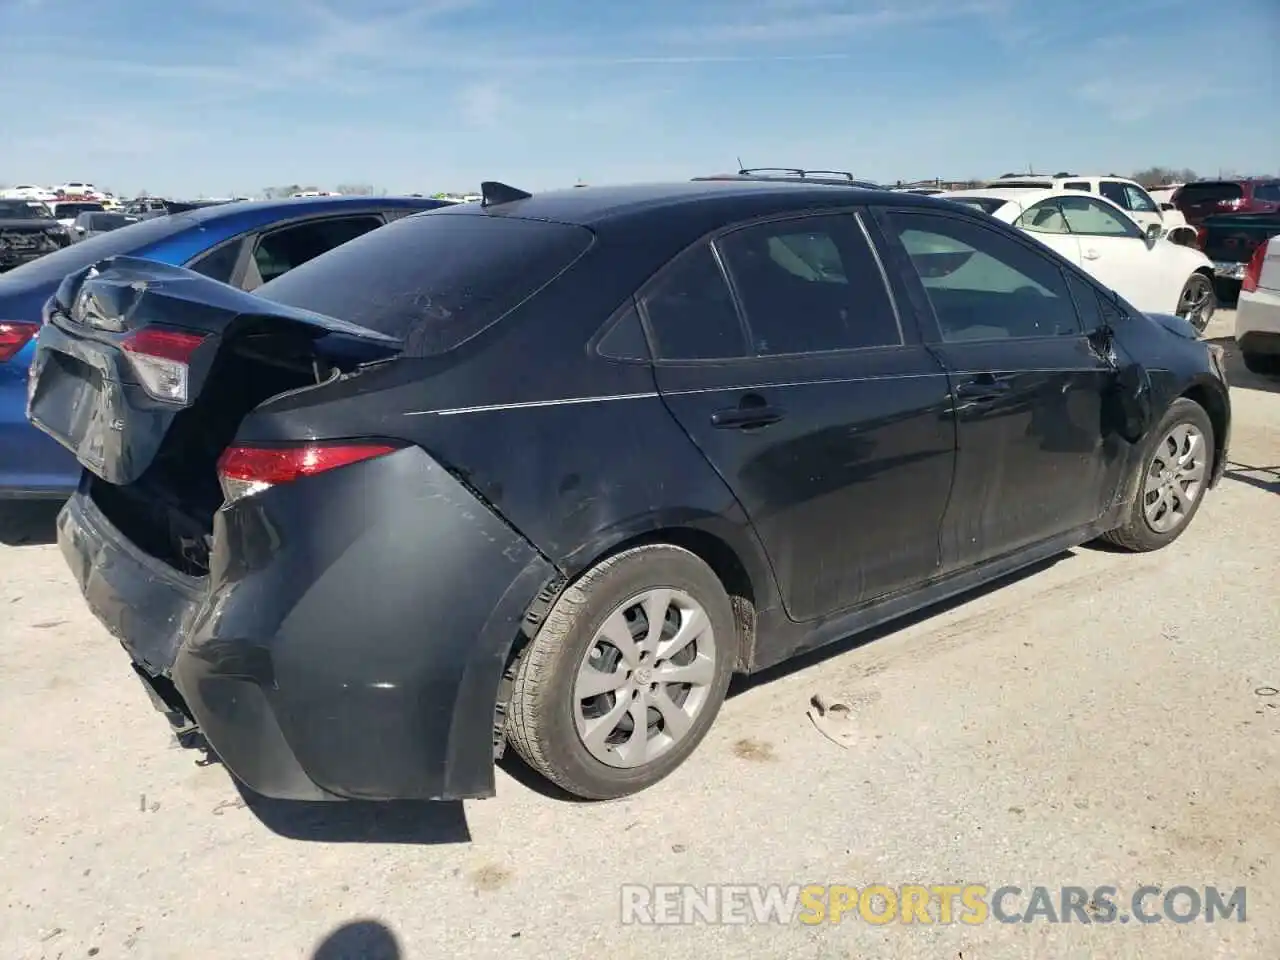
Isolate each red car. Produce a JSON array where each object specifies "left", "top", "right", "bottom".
[{"left": 1174, "top": 178, "right": 1280, "bottom": 225}]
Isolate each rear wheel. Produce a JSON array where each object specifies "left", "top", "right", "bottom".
[
  {"left": 1241, "top": 350, "right": 1280, "bottom": 377},
  {"left": 505, "top": 544, "right": 735, "bottom": 800},
  {"left": 1175, "top": 272, "right": 1216, "bottom": 331},
  {"left": 1102, "top": 398, "right": 1213, "bottom": 552}
]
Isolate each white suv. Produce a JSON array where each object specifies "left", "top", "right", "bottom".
[{"left": 981, "top": 174, "right": 1194, "bottom": 242}]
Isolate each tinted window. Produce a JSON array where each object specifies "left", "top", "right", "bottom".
[
  {"left": 1175, "top": 182, "right": 1243, "bottom": 205},
  {"left": 640, "top": 244, "right": 746, "bottom": 360},
  {"left": 1064, "top": 272, "right": 1105, "bottom": 330},
  {"left": 1058, "top": 195, "right": 1140, "bottom": 238},
  {"left": 1253, "top": 183, "right": 1280, "bottom": 202},
  {"left": 1015, "top": 200, "right": 1070, "bottom": 234},
  {"left": 257, "top": 211, "right": 595, "bottom": 355},
  {"left": 0, "top": 213, "right": 192, "bottom": 285},
  {"left": 717, "top": 214, "right": 900, "bottom": 354},
  {"left": 252, "top": 215, "right": 384, "bottom": 284},
  {"left": 1098, "top": 181, "right": 1129, "bottom": 208},
  {"left": 188, "top": 238, "right": 244, "bottom": 283},
  {"left": 52, "top": 202, "right": 104, "bottom": 218},
  {"left": 888, "top": 212, "right": 1080, "bottom": 341},
  {"left": 1063, "top": 182, "right": 1090, "bottom": 191}
]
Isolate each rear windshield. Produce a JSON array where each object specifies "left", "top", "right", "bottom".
[
  {"left": 945, "top": 196, "right": 1007, "bottom": 214},
  {"left": 256, "top": 211, "right": 595, "bottom": 356},
  {"left": 1176, "top": 183, "right": 1243, "bottom": 205},
  {"left": 1252, "top": 182, "right": 1280, "bottom": 202},
  {"left": 0, "top": 213, "right": 191, "bottom": 285}
]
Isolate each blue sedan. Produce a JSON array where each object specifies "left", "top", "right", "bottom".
[{"left": 0, "top": 195, "right": 451, "bottom": 497}]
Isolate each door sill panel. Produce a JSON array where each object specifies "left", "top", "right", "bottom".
[{"left": 748, "top": 511, "right": 1120, "bottom": 673}]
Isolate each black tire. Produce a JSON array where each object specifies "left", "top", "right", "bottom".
[
  {"left": 1102, "top": 397, "right": 1214, "bottom": 552},
  {"left": 1241, "top": 350, "right": 1280, "bottom": 377},
  {"left": 1175, "top": 272, "right": 1216, "bottom": 332},
  {"left": 505, "top": 544, "right": 736, "bottom": 800}
]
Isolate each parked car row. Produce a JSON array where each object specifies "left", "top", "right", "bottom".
[{"left": 24, "top": 177, "right": 1231, "bottom": 804}]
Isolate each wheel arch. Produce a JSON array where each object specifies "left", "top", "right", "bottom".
[{"left": 1179, "top": 377, "right": 1229, "bottom": 484}]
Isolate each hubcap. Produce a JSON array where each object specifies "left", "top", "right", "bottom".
[
  {"left": 1176, "top": 276, "right": 1213, "bottom": 329},
  {"left": 573, "top": 588, "right": 716, "bottom": 769},
  {"left": 1143, "top": 422, "right": 1207, "bottom": 533}
]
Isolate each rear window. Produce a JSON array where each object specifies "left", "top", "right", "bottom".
[
  {"left": 1252, "top": 182, "right": 1280, "bottom": 202},
  {"left": 255, "top": 212, "right": 595, "bottom": 356},
  {"left": 53, "top": 202, "right": 104, "bottom": 217},
  {"left": 945, "top": 197, "right": 1007, "bottom": 215},
  {"left": 1176, "top": 183, "right": 1243, "bottom": 205}
]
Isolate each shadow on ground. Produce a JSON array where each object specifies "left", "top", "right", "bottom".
[
  {"left": 1223, "top": 460, "right": 1280, "bottom": 495},
  {"left": 312, "top": 919, "right": 402, "bottom": 960},
  {"left": 1204, "top": 335, "right": 1280, "bottom": 395},
  {"left": 0, "top": 500, "right": 63, "bottom": 546}
]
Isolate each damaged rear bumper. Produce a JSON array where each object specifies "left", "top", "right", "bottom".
[{"left": 57, "top": 446, "right": 558, "bottom": 801}]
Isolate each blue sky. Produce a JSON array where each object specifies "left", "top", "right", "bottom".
[{"left": 2, "top": 0, "right": 1276, "bottom": 197}]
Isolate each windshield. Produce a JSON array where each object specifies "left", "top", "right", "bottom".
[
  {"left": 0, "top": 200, "right": 53, "bottom": 219},
  {"left": 257, "top": 211, "right": 595, "bottom": 356},
  {"left": 945, "top": 196, "right": 1008, "bottom": 215},
  {"left": 52, "top": 202, "right": 104, "bottom": 218},
  {"left": 88, "top": 213, "right": 137, "bottom": 230},
  {"left": 0, "top": 213, "right": 192, "bottom": 286}
]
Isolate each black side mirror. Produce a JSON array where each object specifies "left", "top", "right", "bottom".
[{"left": 1145, "top": 223, "right": 1163, "bottom": 244}]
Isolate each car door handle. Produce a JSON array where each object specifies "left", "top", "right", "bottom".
[
  {"left": 954, "top": 376, "right": 1012, "bottom": 400},
  {"left": 711, "top": 397, "right": 785, "bottom": 430},
  {"left": 1082, "top": 249, "right": 1101, "bottom": 260}
]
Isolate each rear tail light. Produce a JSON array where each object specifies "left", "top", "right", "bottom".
[
  {"left": 1242, "top": 243, "right": 1267, "bottom": 294},
  {"left": 216, "top": 441, "right": 404, "bottom": 504},
  {"left": 121, "top": 327, "right": 209, "bottom": 403},
  {"left": 1217, "top": 197, "right": 1247, "bottom": 211},
  {"left": 1195, "top": 226, "right": 1208, "bottom": 249},
  {"left": 0, "top": 321, "right": 40, "bottom": 363}
]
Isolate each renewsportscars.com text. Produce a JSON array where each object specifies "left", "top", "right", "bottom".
[{"left": 620, "top": 884, "right": 1247, "bottom": 926}]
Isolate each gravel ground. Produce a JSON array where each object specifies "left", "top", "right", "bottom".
[{"left": 1, "top": 309, "right": 1277, "bottom": 960}]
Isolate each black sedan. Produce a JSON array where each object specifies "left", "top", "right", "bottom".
[{"left": 28, "top": 180, "right": 1230, "bottom": 802}]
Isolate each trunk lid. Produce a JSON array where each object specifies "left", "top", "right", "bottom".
[{"left": 28, "top": 256, "right": 402, "bottom": 486}]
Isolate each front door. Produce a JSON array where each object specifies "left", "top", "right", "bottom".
[
  {"left": 641, "top": 211, "right": 956, "bottom": 624},
  {"left": 875, "top": 206, "right": 1120, "bottom": 571}
]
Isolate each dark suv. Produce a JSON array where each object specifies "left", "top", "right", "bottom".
[{"left": 1173, "top": 179, "right": 1280, "bottom": 224}]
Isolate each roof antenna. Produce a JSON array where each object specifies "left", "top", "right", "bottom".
[
  {"left": 736, "top": 155, "right": 745, "bottom": 174},
  {"left": 480, "top": 181, "right": 532, "bottom": 207}
]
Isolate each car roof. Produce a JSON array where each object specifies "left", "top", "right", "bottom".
[
  {"left": 429, "top": 180, "right": 941, "bottom": 233},
  {"left": 175, "top": 194, "right": 445, "bottom": 225}
]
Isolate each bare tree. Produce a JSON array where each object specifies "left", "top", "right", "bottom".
[
  {"left": 1132, "top": 166, "right": 1200, "bottom": 187},
  {"left": 335, "top": 183, "right": 377, "bottom": 196}
]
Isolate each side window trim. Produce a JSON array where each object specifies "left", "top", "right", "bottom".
[
  {"left": 184, "top": 234, "right": 252, "bottom": 287},
  {"left": 871, "top": 205, "right": 1084, "bottom": 344}
]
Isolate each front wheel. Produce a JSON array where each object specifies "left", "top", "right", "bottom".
[
  {"left": 1175, "top": 272, "right": 1216, "bottom": 332},
  {"left": 1102, "top": 398, "right": 1214, "bottom": 552},
  {"left": 505, "top": 544, "right": 735, "bottom": 800}
]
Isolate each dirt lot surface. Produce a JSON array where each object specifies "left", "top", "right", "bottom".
[{"left": 2, "top": 310, "right": 1277, "bottom": 960}]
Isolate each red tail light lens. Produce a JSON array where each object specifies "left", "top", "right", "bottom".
[
  {"left": 216, "top": 442, "right": 404, "bottom": 504},
  {"left": 1195, "top": 226, "right": 1208, "bottom": 249},
  {"left": 121, "top": 327, "right": 209, "bottom": 403},
  {"left": 0, "top": 321, "right": 40, "bottom": 363},
  {"left": 1242, "top": 243, "right": 1267, "bottom": 294}
]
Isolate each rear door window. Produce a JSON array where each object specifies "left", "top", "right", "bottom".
[
  {"left": 187, "top": 238, "right": 246, "bottom": 284},
  {"left": 640, "top": 244, "right": 748, "bottom": 360},
  {"left": 255, "top": 212, "right": 595, "bottom": 355},
  {"left": 715, "top": 213, "right": 902, "bottom": 354},
  {"left": 250, "top": 215, "right": 385, "bottom": 285}
]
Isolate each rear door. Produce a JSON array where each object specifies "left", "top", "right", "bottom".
[
  {"left": 645, "top": 210, "right": 955, "bottom": 624},
  {"left": 873, "top": 206, "right": 1120, "bottom": 571}
]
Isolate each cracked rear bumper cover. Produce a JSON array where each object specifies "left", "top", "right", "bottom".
[{"left": 57, "top": 447, "right": 557, "bottom": 802}]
